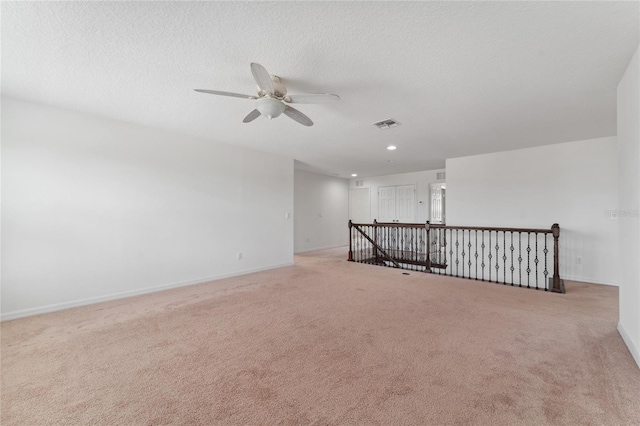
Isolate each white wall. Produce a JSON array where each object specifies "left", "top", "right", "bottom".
[
  {"left": 446, "top": 137, "right": 618, "bottom": 286},
  {"left": 1, "top": 97, "right": 294, "bottom": 320},
  {"left": 617, "top": 45, "right": 640, "bottom": 369},
  {"left": 294, "top": 170, "right": 349, "bottom": 253},
  {"left": 349, "top": 169, "right": 446, "bottom": 223}
]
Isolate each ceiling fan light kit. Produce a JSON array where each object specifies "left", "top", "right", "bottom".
[
  {"left": 195, "top": 63, "right": 339, "bottom": 127},
  {"left": 256, "top": 98, "right": 285, "bottom": 119}
]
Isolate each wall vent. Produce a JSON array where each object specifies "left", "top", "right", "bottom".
[
  {"left": 437, "top": 172, "right": 446, "bottom": 180},
  {"left": 372, "top": 119, "right": 400, "bottom": 129},
  {"left": 355, "top": 180, "right": 363, "bottom": 187}
]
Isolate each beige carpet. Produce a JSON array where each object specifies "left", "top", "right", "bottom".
[{"left": 2, "top": 247, "right": 639, "bottom": 425}]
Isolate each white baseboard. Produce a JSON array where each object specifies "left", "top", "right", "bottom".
[
  {"left": 561, "top": 275, "right": 618, "bottom": 286},
  {"left": 618, "top": 322, "right": 640, "bottom": 370},
  {"left": 294, "top": 244, "right": 348, "bottom": 254},
  {"left": 0, "top": 262, "right": 294, "bottom": 322}
]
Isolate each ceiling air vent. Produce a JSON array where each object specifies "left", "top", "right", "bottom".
[
  {"left": 437, "top": 172, "right": 446, "bottom": 180},
  {"left": 372, "top": 119, "right": 400, "bottom": 129}
]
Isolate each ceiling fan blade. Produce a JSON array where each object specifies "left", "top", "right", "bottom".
[
  {"left": 284, "top": 93, "right": 340, "bottom": 104},
  {"left": 284, "top": 105, "right": 313, "bottom": 127},
  {"left": 195, "top": 89, "right": 256, "bottom": 99},
  {"left": 250, "top": 63, "right": 275, "bottom": 94},
  {"left": 243, "top": 109, "right": 261, "bottom": 123}
]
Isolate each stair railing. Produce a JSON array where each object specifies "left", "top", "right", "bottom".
[{"left": 348, "top": 220, "right": 564, "bottom": 293}]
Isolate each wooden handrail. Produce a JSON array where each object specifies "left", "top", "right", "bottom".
[
  {"left": 431, "top": 224, "right": 553, "bottom": 234},
  {"left": 362, "top": 220, "right": 554, "bottom": 234}
]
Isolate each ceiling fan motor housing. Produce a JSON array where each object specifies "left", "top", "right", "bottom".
[{"left": 257, "top": 76, "right": 287, "bottom": 98}]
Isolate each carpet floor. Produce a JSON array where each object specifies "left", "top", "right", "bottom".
[{"left": 2, "top": 247, "right": 639, "bottom": 425}]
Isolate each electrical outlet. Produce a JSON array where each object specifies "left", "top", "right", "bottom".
[
  {"left": 237, "top": 252, "right": 242, "bottom": 260},
  {"left": 577, "top": 256, "right": 582, "bottom": 264}
]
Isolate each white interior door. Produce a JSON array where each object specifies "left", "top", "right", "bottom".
[
  {"left": 349, "top": 188, "right": 371, "bottom": 223},
  {"left": 378, "top": 185, "right": 415, "bottom": 222},
  {"left": 395, "top": 185, "right": 415, "bottom": 222},
  {"left": 378, "top": 186, "right": 396, "bottom": 222},
  {"left": 430, "top": 183, "right": 446, "bottom": 224}
]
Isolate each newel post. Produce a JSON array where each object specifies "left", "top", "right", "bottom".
[
  {"left": 551, "top": 223, "right": 565, "bottom": 293},
  {"left": 372, "top": 219, "right": 379, "bottom": 262},
  {"left": 425, "top": 221, "right": 431, "bottom": 272},
  {"left": 348, "top": 220, "right": 354, "bottom": 262}
]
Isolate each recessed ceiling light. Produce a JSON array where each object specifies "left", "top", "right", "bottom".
[
  {"left": 351, "top": 173, "right": 358, "bottom": 177},
  {"left": 387, "top": 145, "right": 397, "bottom": 151}
]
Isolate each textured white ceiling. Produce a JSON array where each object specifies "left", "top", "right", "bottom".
[{"left": 2, "top": 1, "right": 639, "bottom": 177}]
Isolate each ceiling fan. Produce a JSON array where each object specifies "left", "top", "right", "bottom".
[{"left": 195, "top": 63, "right": 339, "bottom": 127}]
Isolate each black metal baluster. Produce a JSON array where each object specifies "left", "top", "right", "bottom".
[
  {"left": 409, "top": 227, "right": 413, "bottom": 270},
  {"left": 441, "top": 229, "right": 446, "bottom": 274},
  {"left": 363, "top": 226, "right": 367, "bottom": 263},
  {"left": 518, "top": 232, "right": 523, "bottom": 287},
  {"left": 408, "top": 228, "right": 412, "bottom": 271},
  {"left": 411, "top": 227, "right": 415, "bottom": 271},
  {"left": 394, "top": 226, "right": 399, "bottom": 263},
  {"left": 526, "top": 232, "right": 531, "bottom": 288},
  {"left": 400, "top": 227, "right": 404, "bottom": 266},
  {"left": 481, "top": 231, "right": 486, "bottom": 281},
  {"left": 370, "top": 225, "right": 374, "bottom": 263},
  {"left": 412, "top": 228, "right": 420, "bottom": 271},
  {"left": 502, "top": 231, "right": 507, "bottom": 284},
  {"left": 442, "top": 228, "right": 446, "bottom": 275},
  {"left": 364, "top": 225, "right": 375, "bottom": 263},
  {"left": 543, "top": 234, "right": 549, "bottom": 291},
  {"left": 427, "top": 227, "right": 442, "bottom": 275},
  {"left": 487, "top": 231, "right": 493, "bottom": 282},
  {"left": 461, "top": 229, "right": 465, "bottom": 278},
  {"left": 383, "top": 225, "right": 387, "bottom": 266},
  {"left": 495, "top": 232, "right": 500, "bottom": 283},
  {"left": 448, "top": 229, "right": 454, "bottom": 276},
  {"left": 420, "top": 228, "right": 426, "bottom": 273},
  {"left": 474, "top": 230, "right": 478, "bottom": 279},
  {"left": 427, "top": 227, "right": 431, "bottom": 273},
  {"left": 510, "top": 232, "right": 515, "bottom": 286},
  {"left": 410, "top": 228, "right": 414, "bottom": 271},
  {"left": 388, "top": 225, "right": 392, "bottom": 266},
  {"left": 362, "top": 226, "right": 366, "bottom": 263},
  {"left": 419, "top": 227, "right": 422, "bottom": 271},
  {"left": 445, "top": 229, "right": 453, "bottom": 275},
  {"left": 367, "top": 226, "right": 371, "bottom": 263},
  {"left": 388, "top": 226, "right": 392, "bottom": 265},
  {"left": 436, "top": 228, "right": 441, "bottom": 275},
  {"left": 455, "top": 229, "right": 460, "bottom": 277},
  {"left": 375, "top": 225, "right": 379, "bottom": 264},
  {"left": 406, "top": 227, "right": 410, "bottom": 269},
  {"left": 467, "top": 230, "right": 472, "bottom": 279},
  {"left": 412, "top": 228, "right": 421, "bottom": 271},
  {"left": 534, "top": 233, "right": 539, "bottom": 289}
]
